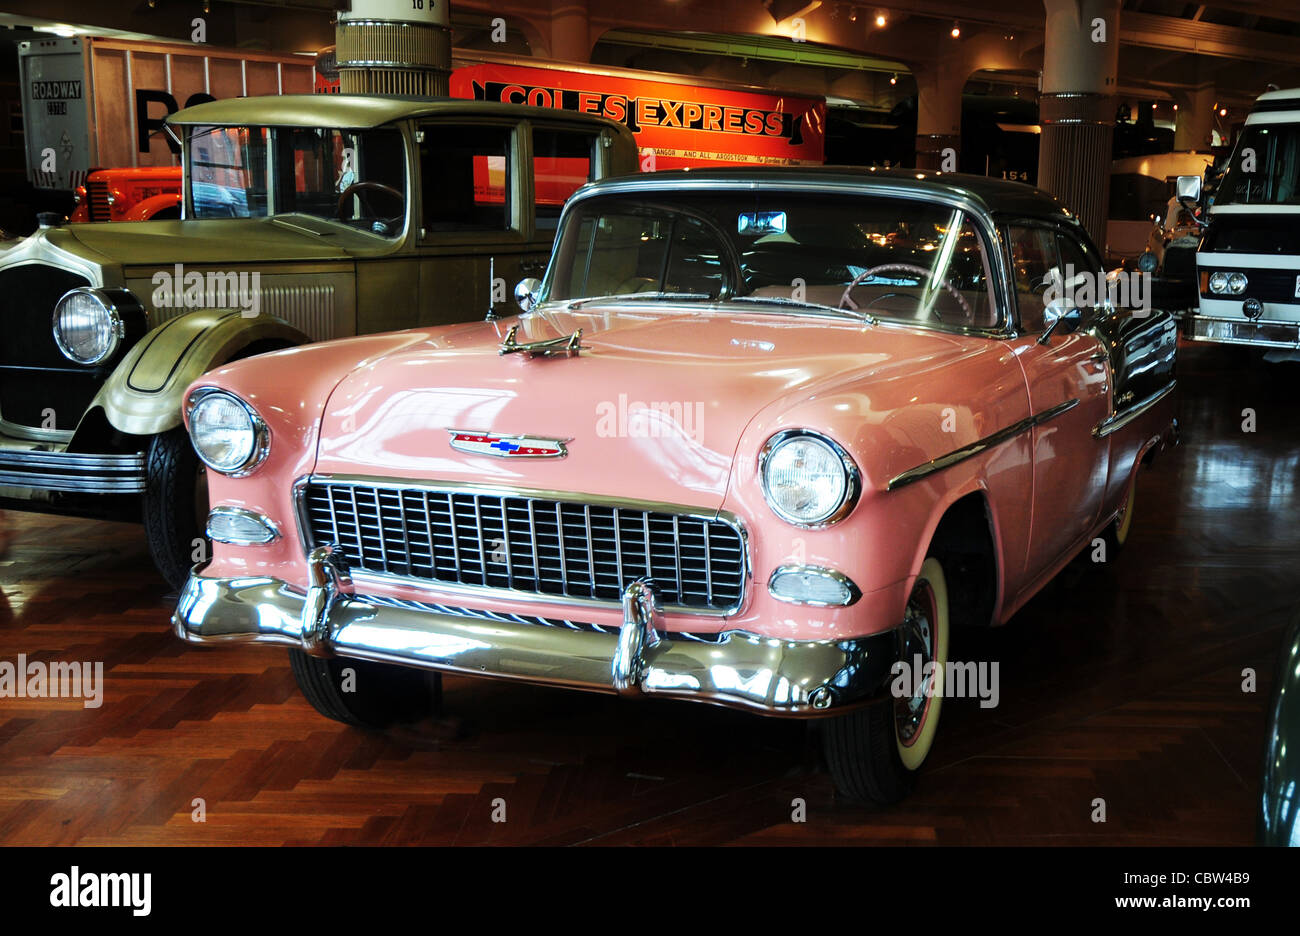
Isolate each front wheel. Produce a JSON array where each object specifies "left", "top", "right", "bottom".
[
  {"left": 142, "top": 427, "right": 207, "bottom": 591},
  {"left": 289, "top": 650, "right": 440, "bottom": 729},
  {"left": 1103, "top": 468, "right": 1138, "bottom": 554},
  {"left": 822, "top": 556, "right": 950, "bottom": 804}
]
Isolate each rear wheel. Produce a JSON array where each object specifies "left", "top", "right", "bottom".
[
  {"left": 142, "top": 427, "right": 207, "bottom": 591},
  {"left": 823, "top": 557, "right": 950, "bottom": 804},
  {"left": 289, "top": 650, "right": 440, "bottom": 729},
  {"left": 1104, "top": 468, "right": 1138, "bottom": 554}
]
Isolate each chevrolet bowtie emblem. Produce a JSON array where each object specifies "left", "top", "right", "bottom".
[
  {"left": 448, "top": 430, "right": 570, "bottom": 458},
  {"left": 498, "top": 323, "right": 587, "bottom": 358}
]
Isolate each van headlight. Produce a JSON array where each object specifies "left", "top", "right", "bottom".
[
  {"left": 52, "top": 287, "right": 128, "bottom": 364},
  {"left": 759, "top": 430, "right": 860, "bottom": 527},
  {"left": 187, "top": 389, "right": 269, "bottom": 476}
]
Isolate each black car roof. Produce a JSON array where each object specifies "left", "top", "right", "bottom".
[{"left": 581, "top": 165, "right": 1079, "bottom": 227}]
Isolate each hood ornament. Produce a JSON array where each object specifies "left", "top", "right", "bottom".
[
  {"left": 498, "top": 323, "right": 587, "bottom": 358},
  {"left": 448, "top": 430, "right": 569, "bottom": 458}
]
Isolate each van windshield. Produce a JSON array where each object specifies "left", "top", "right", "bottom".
[
  {"left": 187, "top": 125, "right": 407, "bottom": 236},
  {"left": 1216, "top": 123, "right": 1300, "bottom": 206}
]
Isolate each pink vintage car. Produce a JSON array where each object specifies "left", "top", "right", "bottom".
[{"left": 172, "top": 168, "right": 1178, "bottom": 804}]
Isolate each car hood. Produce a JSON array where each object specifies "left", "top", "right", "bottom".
[
  {"left": 41, "top": 217, "right": 362, "bottom": 266},
  {"left": 313, "top": 301, "right": 983, "bottom": 509}
]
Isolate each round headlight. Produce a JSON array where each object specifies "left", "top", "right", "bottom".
[
  {"left": 759, "top": 431, "right": 859, "bottom": 527},
  {"left": 1208, "top": 272, "right": 1228, "bottom": 295},
  {"left": 1136, "top": 250, "right": 1158, "bottom": 273},
  {"left": 188, "top": 390, "right": 267, "bottom": 475},
  {"left": 1227, "top": 272, "right": 1248, "bottom": 295},
  {"left": 53, "top": 288, "right": 123, "bottom": 365}
]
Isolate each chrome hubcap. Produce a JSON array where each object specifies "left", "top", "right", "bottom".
[{"left": 895, "top": 585, "right": 936, "bottom": 746}]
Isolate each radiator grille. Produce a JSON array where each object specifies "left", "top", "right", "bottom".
[
  {"left": 301, "top": 481, "right": 746, "bottom": 613},
  {"left": 87, "top": 180, "right": 111, "bottom": 221}
]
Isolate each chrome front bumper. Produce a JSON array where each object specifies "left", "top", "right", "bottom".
[
  {"left": 1184, "top": 315, "right": 1300, "bottom": 349},
  {"left": 172, "top": 547, "right": 896, "bottom": 717}
]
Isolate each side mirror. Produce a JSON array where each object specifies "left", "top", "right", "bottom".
[
  {"left": 1037, "top": 302, "right": 1082, "bottom": 345},
  {"left": 1175, "top": 174, "right": 1202, "bottom": 203},
  {"left": 514, "top": 277, "right": 542, "bottom": 313}
]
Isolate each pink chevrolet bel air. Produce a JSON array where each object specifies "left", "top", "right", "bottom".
[{"left": 172, "top": 168, "right": 1178, "bottom": 804}]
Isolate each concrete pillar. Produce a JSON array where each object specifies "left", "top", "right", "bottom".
[
  {"left": 1174, "top": 85, "right": 1216, "bottom": 151},
  {"left": 550, "top": 0, "right": 592, "bottom": 63},
  {"left": 1038, "top": 0, "right": 1121, "bottom": 244},
  {"left": 913, "top": 64, "right": 964, "bottom": 171}
]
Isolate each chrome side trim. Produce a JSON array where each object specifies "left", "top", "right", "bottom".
[
  {"left": 292, "top": 474, "right": 752, "bottom": 618},
  {"left": 173, "top": 566, "right": 898, "bottom": 717},
  {"left": 886, "top": 398, "right": 1080, "bottom": 491},
  {"left": 0, "top": 448, "right": 146, "bottom": 494},
  {"left": 1092, "top": 381, "right": 1177, "bottom": 439}
]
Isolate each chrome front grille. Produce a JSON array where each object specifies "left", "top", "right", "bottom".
[{"left": 300, "top": 480, "right": 747, "bottom": 614}]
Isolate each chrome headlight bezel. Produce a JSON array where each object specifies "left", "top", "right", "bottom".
[
  {"left": 1227, "top": 272, "right": 1249, "bottom": 295},
  {"left": 187, "top": 388, "right": 270, "bottom": 477},
  {"left": 1208, "top": 271, "right": 1229, "bottom": 294},
  {"left": 52, "top": 287, "right": 129, "bottom": 365},
  {"left": 758, "top": 429, "right": 861, "bottom": 528}
]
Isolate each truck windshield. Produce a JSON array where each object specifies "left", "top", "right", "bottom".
[
  {"left": 542, "top": 191, "right": 999, "bottom": 329},
  {"left": 1216, "top": 123, "right": 1300, "bottom": 206},
  {"left": 187, "top": 125, "right": 407, "bottom": 236}
]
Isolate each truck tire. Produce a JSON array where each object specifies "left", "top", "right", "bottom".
[
  {"left": 142, "top": 427, "right": 207, "bottom": 591},
  {"left": 289, "top": 650, "right": 440, "bottom": 729}
]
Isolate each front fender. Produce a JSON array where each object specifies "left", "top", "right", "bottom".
[
  {"left": 125, "top": 193, "right": 182, "bottom": 221},
  {"left": 91, "top": 309, "right": 309, "bottom": 436}
]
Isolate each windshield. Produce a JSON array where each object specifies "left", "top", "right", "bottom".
[
  {"left": 187, "top": 125, "right": 407, "bottom": 236},
  {"left": 1216, "top": 123, "right": 1300, "bottom": 206},
  {"left": 542, "top": 191, "right": 999, "bottom": 329}
]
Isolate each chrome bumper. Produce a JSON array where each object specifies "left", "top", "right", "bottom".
[
  {"left": 172, "top": 547, "right": 896, "bottom": 717},
  {"left": 0, "top": 445, "right": 147, "bottom": 494},
  {"left": 1184, "top": 315, "right": 1300, "bottom": 349}
]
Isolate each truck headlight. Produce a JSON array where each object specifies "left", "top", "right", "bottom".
[
  {"left": 759, "top": 430, "right": 860, "bottom": 527},
  {"left": 188, "top": 389, "right": 269, "bottom": 476},
  {"left": 1208, "top": 272, "right": 1228, "bottom": 294},
  {"left": 52, "top": 287, "right": 126, "bottom": 365},
  {"left": 1227, "top": 272, "right": 1248, "bottom": 295}
]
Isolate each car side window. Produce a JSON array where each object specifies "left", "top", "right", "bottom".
[
  {"left": 420, "top": 124, "right": 513, "bottom": 233},
  {"left": 1056, "top": 231, "right": 1103, "bottom": 309},
  {"left": 533, "top": 128, "right": 598, "bottom": 232},
  {"left": 1007, "top": 224, "right": 1059, "bottom": 334}
]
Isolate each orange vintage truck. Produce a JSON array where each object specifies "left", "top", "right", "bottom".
[{"left": 69, "top": 166, "right": 182, "bottom": 222}]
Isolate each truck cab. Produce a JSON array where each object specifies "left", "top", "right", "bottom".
[
  {"left": 0, "top": 94, "right": 637, "bottom": 588},
  {"left": 1183, "top": 88, "right": 1300, "bottom": 348}
]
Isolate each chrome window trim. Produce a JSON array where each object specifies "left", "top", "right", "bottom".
[
  {"left": 1092, "top": 381, "right": 1177, "bottom": 439},
  {"left": 292, "top": 474, "right": 751, "bottom": 618},
  {"left": 545, "top": 178, "right": 1020, "bottom": 340},
  {"left": 757, "top": 429, "right": 862, "bottom": 528},
  {"left": 887, "top": 398, "right": 1080, "bottom": 491},
  {"left": 186, "top": 387, "right": 272, "bottom": 478},
  {"left": 768, "top": 564, "right": 863, "bottom": 608}
]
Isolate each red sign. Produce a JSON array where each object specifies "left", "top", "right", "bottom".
[{"left": 451, "top": 63, "right": 825, "bottom": 170}]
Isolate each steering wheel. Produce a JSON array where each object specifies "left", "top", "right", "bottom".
[
  {"left": 837, "top": 263, "right": 971, "bottom": 322},
  {"left": 336, "top": 181, "right": 403, "bottom": 220}
]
